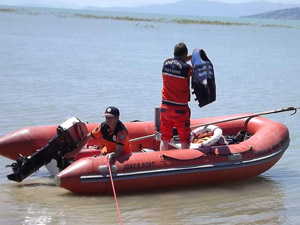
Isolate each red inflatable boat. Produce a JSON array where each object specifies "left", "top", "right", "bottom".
[{"left": 0, "top": 109, "right": 291, "bottom": 195}]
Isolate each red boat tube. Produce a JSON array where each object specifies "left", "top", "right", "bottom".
[{"left": 54, "top": 116, "right": 289, "bottom": 194}]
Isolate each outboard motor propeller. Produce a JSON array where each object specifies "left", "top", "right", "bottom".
[{"left": 7, "top": 117, "right": 88, "bottom": 182}]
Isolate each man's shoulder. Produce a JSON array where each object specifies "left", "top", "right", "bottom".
[
  {"left": 163, "top": 57, "right": 173, "bottom": 64},
  {"left": 164, "top": 57, "right": 190, "bottom": 66},
  {"left": 100, "top": 122, "right": 107, "bottom": 128},
  {"left": 116, "top": 120, "right": 128, "bottom": 132}
]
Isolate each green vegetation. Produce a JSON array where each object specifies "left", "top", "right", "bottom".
[
  {"left": 0, "top": 8, "right": 17, "bottom": 13},
  {"left": 0, "top": 7, "right": 40, "bottom": 15},
  {"left": 73, "top": 14, "right": 251, "bottom": 26},
  {"left": 261, "top": 24, "right": 292, "bottom": 29},
  {"left": 73, "top": 13, "right": 163, "bottom": 22},
  {"left": 172, "top": 18, "right": 251, "bottom": 26}
]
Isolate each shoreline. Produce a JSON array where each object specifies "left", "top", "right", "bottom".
[{"left": 0, "top": 6, "right": 294, "bottom": 28}]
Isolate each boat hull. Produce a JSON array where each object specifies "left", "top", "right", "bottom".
[
  {"left": 0, "top": 113, "right": 290, "bottom": 194},
  {"left": 54, "top": 115, "right": 289, "bottom": 194}
]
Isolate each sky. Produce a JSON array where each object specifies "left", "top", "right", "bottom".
[{"left": 0, "top": 0, "right": 300, "bottom": 8}]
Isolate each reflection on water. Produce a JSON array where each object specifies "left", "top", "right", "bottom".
[
  {"left": 1, "top": 174, "right": 287, "bottom": 224},
  {"left": 24, "top": 205, "right": 52, "bottom": 225}
]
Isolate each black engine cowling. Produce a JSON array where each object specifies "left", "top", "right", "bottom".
[{"left": 7, "top": 117, "right": 88, "bottom": 182}]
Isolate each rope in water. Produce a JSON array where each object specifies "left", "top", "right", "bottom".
[{"left": 107, "top": 159, "right": 123, "bottom": 225}]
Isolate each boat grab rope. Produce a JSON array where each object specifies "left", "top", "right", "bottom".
[
  {"left": 191, "top": 106, "right": 300, "bottom": 129},
  {"left": 129, "top": 106, "right": 299, "bottom": 143}
]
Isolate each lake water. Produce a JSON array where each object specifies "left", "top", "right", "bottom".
[{"left": 0, "top": 6, "right": 300, "bottom": 225}]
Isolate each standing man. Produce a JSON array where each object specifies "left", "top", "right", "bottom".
[
  {"left": 160, "top": 42, "right": 193, "bottom": 150},
  {"left": 65, "top": 106, "right": 132, "bottom": 161}
]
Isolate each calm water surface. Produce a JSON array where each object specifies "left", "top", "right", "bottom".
[{"left": 0, "top": 6, "right": 300, "bottom": 224}]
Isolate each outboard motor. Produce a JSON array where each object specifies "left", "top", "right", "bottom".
[{"left": 7, "top": 117, "right": 88, "bottom": 182}]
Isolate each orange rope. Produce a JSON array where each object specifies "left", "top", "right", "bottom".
[{"left": 107, "top": 159, "right": 123, "bottom": 225}]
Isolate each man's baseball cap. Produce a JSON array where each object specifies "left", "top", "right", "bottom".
[{"left": 102, "top": 106, "right": 120, "bottom": 117}]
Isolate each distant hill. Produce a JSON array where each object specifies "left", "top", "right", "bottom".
[
  {"left": 85, "top": 0, "right": 300, "bottom": 18},
  {"left": 243, "top": 7, "right": 300, "bottom": 20},
  {"left": 2, "top": 0, "right": 300, "bottom": 18}
]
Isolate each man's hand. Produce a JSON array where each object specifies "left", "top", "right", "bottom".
[{"left": 106, "top": 153, "right": 114, "bottom": 161}]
